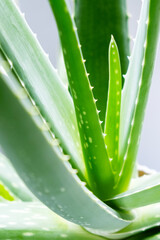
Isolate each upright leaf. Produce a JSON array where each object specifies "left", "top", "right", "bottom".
[
  {"left": 49, "top": 0, "right": 114, "bottom": 199},
  {"left": 74, "top": 0, "right": 129, "bottom": 126},
  {"left": 104, "top": 36, "right": 122, "bottom": 177},
  {"left": 117, "top": 0, "right": 160, "bottom": 192},
  {"left": 119, "top": 0, "right": 150, "bottom": 162}
]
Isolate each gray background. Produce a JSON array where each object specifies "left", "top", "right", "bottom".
[{"left": 18, "top": 0, "right": 160, "bottom": 171}]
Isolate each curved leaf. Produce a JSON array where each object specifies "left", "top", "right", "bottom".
[
  {"left": 88, "top": 203, "right": 160, "bottom": 239},
  {"left": 106, "top": 203, "right": 160, "bottom": 239},
  {"left": 0, "top": 57, "right": 131, "bottom": 233},
  {"left": 0, "top": 202, "right": 105, "bottom": 240},
  {"left": 0, "top": 0, "right": 85, "bottom": 177},
  {"left": 107, "top": 174, "right": 160, "bottom": 210}
]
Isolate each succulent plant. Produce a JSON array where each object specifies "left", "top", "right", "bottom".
[{"left": 0, "top": 0, "right": 160, "bottom": 239}]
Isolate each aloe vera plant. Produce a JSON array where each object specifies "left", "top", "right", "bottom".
[{"left": 0, "top": 0, "right": 160, "bottom": 239}]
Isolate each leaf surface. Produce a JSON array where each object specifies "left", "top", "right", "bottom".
[
  {"left": 118, "top": 0, "right": 160, "bottom": 192},
  {"left": 0, "top": 0, "right": 85, "bottom": 177},
  {"left": 49, "top": 0, "right": 114, "bottom": 199},
  {"left": 0, "top": 202, "right": 105, "bottom": 240},
  {"left": 74, "top": 0, "right": 129, "bottom": 126},
  {"left": 107, "top": 174, "right": 160, "bottom": 210},
  {"left": 0, "top": 57, "right": 131, "bottom": 233},
  {"left": 104, "top": 36, "right": 122, "bottom": 177},
  {"left": 88, "top": 203, "right": 160, "bottom": 239},
  {"left": 107, "top": 203, "right": 160, "bottom": 239},
  {"left": 0, "top": 152, "right": 35, "bottom": 202}
]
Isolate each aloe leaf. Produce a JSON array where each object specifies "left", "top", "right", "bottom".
[
  {"left": 0, "top": 58, "right": 131, "bottom": 233},
  {"left": 106, "top": 173, "right": 160, "bottom": 210},
  {"left": 106, "top": 203, "right": 160, "bottom": 239},
  {"left": 119, "top": 0, "right": 150, "bottom": 162},
  {"left": 90, "top": 203, "right": 160, "bottom": 239},
  {"left": 74, "top": 0, "right": 129, "bottom": 126},
  {"left": 0, "top": 152, "right": 35, "bottom": 202},
  {"left": 118, "top": 0, "right": 160, "bottom": 191},
  {"left": 0, "top": 0, "right": 85, "bottom": 177},
  {"left": 104, "top": 36, "right": 122, "bottom": 177},
  {"left": 49, "top": 0, "right": 114, "bottom": 200},
  {"left": 0, "top": 202, "right": 106, "bottom": 240}
]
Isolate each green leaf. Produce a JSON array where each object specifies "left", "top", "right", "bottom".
[
  {"left": 89, "top": 203, "right": 160, "bottom": 239},
  {"left": 119, "top": 0, "right": 150, "bottom": 162},
  {"left": 0, "top": 0, "right": 85, "bottom": 178},
  {"left": 106, "top": 173, "right": 160, "bottom": 210},
  {"left": 0, "top": 57, "right": 131, "bottom": 233},
  {"left": 104, "top": 36, "right": 122, "bottom": 177},
  {"left": 49, "top": 0, "right": 114, "bottom": 200},
  {"left": 0, "top": 152, "right": 35, "bottom": 202},
  {"left": 74, "top": 0, "right": 129, "bottom": 126},
  {"left": 117, "top": 0, "right": 160, "bottom": 192},
  {"left": 106, "top": 203, "right": 160, "bottom": 239},
  {"left": 0, "top": 202, "right": 106, "bottom": 240}
]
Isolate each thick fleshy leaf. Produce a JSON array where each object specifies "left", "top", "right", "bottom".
[
  {"left": 88, "top": 203, "right": 160, "bottom": 239},
  {"left": 0, "top": 57, "right": 131, "bottom": 233},
  {"left": 119, "top": 0, "right": 150, "bottom": 162},
  {"left": 104, "top": 36, "right": 122, "bottom": 177},
  {"left": 0, "top": 202, "right": 105, "bottom": 240},
  {"left": 117, "top": 0, "right": 160, "bottom": 192},
  {"left": 0, "top": 0, "right": 85, "bottom": 177},
  {"left": 49, "top": 0, "right": 114, "bottom": 200},
  {"left": 74, "top": 0, "right": 129, "bottom": 126},
  {"left": 106, "top": 203, "right": 160, "bottom": 239},
  {"left": 107, "top": 173, "right": 160, "bottom": 210}
]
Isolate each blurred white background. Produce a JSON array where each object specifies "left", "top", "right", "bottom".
[{"left": 18, "top": 0, "right": 160, "bottom": 171}]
